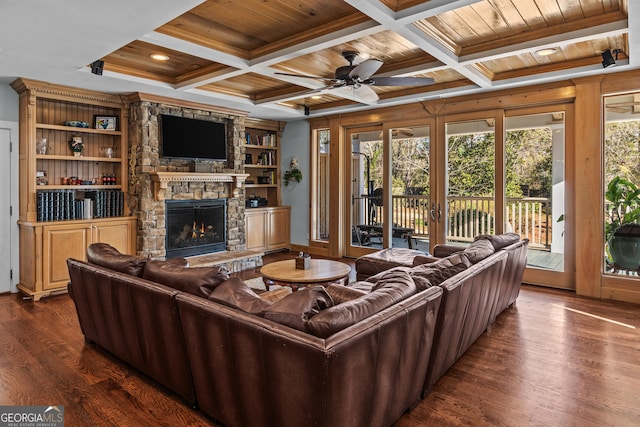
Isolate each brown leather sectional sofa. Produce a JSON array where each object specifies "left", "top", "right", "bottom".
[{"left": 67, "top": 233, "right": 527, "bottom": 427}]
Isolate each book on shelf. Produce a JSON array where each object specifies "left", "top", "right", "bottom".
[
  {"left": 245, "top": 132, "right": 275, "bottom": 147},
  {"left": 36, "top": 189, "right": 124, "bottom": 222}
]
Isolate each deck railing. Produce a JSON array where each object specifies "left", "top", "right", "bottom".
[{"left": 362, "top": 194, "right": 551, "bottom": 248}]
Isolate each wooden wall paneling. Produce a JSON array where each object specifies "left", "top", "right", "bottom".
[{"left": 573, "top": 76, "right": 604, "bottom": 298}]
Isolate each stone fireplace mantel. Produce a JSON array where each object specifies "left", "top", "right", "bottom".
[{"left": 150, "top": 172, "right": 250, "bottom": 201}]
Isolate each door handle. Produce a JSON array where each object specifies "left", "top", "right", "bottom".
[
  {"left": 430, "top": 203, "right": 437, "bottom": 222},
  {"left": 437, "top": 202, "right": 442, "bottom": 223}
]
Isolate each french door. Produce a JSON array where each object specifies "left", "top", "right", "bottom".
[
  {"left": 440, "top": 107, "right": 573, "bottom": 289},
  {"left": 345, "top": 122, "right": 434, "bottom": 258}
]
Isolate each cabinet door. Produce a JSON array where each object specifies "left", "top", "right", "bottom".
[
  {"left": 42, "top": 224, "right": 90, "bottom": 290},
  {"left": 266, "top": 207, "right": 290, "bottom": 250},
  {"left": 93, "top": 219, "right": 135, "bottom": 254},
  {"left": 245, "top": 210, "right": 267, "bottom": 251}
]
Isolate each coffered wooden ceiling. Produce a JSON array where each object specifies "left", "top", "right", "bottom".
[{"left": 97, "top": 0, "right": 632, "bottom": 118}]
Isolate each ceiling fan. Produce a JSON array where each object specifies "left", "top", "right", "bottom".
[{"left": 275, "top": 51, "right": 435, "bottom": 103}]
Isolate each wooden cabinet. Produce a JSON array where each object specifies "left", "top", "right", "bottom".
[
  {"left": 11, "top": 78, "right": 135, "bottom": 300},
  {"left": 245, "top": 206, "right": 290, "bottom": 253},
  {"left": 18, "top": 217, "right": 136, "bottom": 300},
  {"left": 244, "top": 118, "right": 285, "bottom": 207}
]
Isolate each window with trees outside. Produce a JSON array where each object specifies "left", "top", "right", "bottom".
[
  {"left": 604, "top": 93, "right": 640, "bottom": 277},
  {"left": 313, "top": 129, "right": 330, "bottom": 242}
]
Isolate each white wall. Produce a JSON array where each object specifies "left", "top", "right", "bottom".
[
  {"left": 280, "top": 119, "right": 311, "bottom": 246},
  {"left": 0, "top": 82, "right": 19, "bottom": 122},
  {"left": 0, "top": 82, "right": 20, "bottom": 292}
]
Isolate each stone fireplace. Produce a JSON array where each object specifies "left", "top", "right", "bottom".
[{"left": 127, "top": 94, "right": 260, "bottom": 270}]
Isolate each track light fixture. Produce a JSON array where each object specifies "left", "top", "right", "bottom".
[{"left": 601, "top": 49, "right": 621, "bottom": 68}]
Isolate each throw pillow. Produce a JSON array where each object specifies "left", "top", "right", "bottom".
[
  {"left": 474, "top": 233, "right": 520, "bottom": 250},
  {"left": 307, "top": 269, "right": 416, "bottom": 338},
  {"left": 409, "top": 253, "right": 471, "bottom": 291},
  {"left": 142, "top": 260, "right": 229, "bottom": 297},
  {"left": 87, "top": 243, "right": 147, "bottom": 276},
  {"left": 208, "top": 277, "right": 272, "bottom": 314},
  {"left": 463, "top": 238, "right": 495, "bottom": 263},
  {"left": 261, "top": 286, "right": 333, "bottom": 332}
]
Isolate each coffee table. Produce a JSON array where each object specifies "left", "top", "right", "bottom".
[{"left": 260, "top": 259, "right": 352, "bottom": 291}]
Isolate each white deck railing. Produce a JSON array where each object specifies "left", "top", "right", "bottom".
[{"left": 359, "top": 194, "right": 551, "bottom": 248}]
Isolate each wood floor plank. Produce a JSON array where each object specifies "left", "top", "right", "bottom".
[{"left": 1, "top": 254, "right": 639, "bottom": 426}]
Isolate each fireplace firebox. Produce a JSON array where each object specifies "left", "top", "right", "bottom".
[{"left": 165, "top": 199, "right": 226, "bottom": 258}]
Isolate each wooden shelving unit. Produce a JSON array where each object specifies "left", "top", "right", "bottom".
[
  {"left": 11, "top": 78, "right": 136, "bottom": 301},
  {"left": 244, "top": 118, "right": 284, "bottom": 207},
  {"left": 243, "top": 118, "right": 290, "bottom": 252}
]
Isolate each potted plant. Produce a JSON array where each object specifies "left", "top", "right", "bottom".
[
  {"left": 69, "top": 135, "right": 84, "bottom": 156},
  {"left": 283, "top": 156, "right": 302, "bottom": 186},
  {"left": 605, "top": 176, "right": 640, "bottom": 269}
]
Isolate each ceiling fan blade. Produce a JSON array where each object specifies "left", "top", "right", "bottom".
[
  {"left": 349, "top": 59, "right": 383, "bottom": 80},
  {"left": 354, "top": 85, "right": 379, "bottom": 103},
  {"left": 368, "top": 76, "right": 435, "bottom": 86},
  {"left": 330, "top": 84, "right": 379, "bottom": 104}
]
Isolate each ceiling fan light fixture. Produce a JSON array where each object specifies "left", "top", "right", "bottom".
[
  {"left": 150, "top": 53, "right": 170, "bottom": 61},
  {"left": 535, "top": 48, "right": 556, "bottom": 56}
]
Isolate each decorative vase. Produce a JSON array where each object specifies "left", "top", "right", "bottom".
[
  {"left": 609, "top": 223, "right": 640, "bottom": 271},
  {"left": 73, "top": 151, "right": 82, "bottom": 157},
  {"left": 36, "top": 138, "right": 48, "bottom": 155}
]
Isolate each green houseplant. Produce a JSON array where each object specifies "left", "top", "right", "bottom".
[
  {"left": 605, "top": 176, "right": 640, "bottom": 267},
  {"left": 283, "top": 156, "right": 302, "bottom": 186}
]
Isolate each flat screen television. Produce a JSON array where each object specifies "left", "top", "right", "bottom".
[{"left": 159, "top": 114, "right": 227, "bottom": 161}]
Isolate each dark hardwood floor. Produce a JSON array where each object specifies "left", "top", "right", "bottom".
[{"left": 1, "top": 253, "right": 639, "bottom": 426}]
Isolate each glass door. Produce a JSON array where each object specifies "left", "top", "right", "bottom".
[
  {"left": 390, "top": 125, "right": 431, "bottom": 251},
  {"left": 346, "top": 124, "right": 433, "bottom": 257},
  {"left": 444, "top": 116, "right": 497, "bottom": 244},
  {"left": 347, "top": 126, "right": 384, "bottom": 258},
  {"left": 505, "top": 107, "right": 573, "bottom": 289}
]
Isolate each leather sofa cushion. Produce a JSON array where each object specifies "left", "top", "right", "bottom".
[
  {"left": 355, "top": 248, "right": 425, "bottom": 278},
  {"left": 412, "top": 254, "right": 440, "bottom": 266},
  {"left": 142, "top": 260, "right": 229, "bottom": 298},
  {"left": 325, "top": 283, "right": 367, "bottom": 304},
  {"left": 87, "top": 243, "right": 148, "bottom": 276},
  {"left": 474, "top": 232, "right": 520, "bottom": 250},
  {"left": 463, "top": 238, "right": 495, "bottom": 263},
  {"left": 347, "top": 281, "right": 375, "bottom": 292},
  {"left": 307, "top": 269, "right": 416, "bottom": 338},
  {"left": 409, "top": 253, "right": 471, "bottom": 291},
  {"left": 208, "top": 277, "right": 272, "bottom": 314},
  {"left": 261, "top": 286, "right": 333, "bottom": 332}
]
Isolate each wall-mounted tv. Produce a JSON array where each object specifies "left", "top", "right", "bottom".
[{"left": 159, "top": 114, "right": 227, "bottom": 161}]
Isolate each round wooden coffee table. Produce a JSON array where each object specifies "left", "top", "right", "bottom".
[{"left": 260, "top": 259, "right": 352, "bottom": 291}]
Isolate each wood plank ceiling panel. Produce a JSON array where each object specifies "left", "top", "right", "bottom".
[
  {"left": 379, "top": 0, "right": 429, "bottom": 12},
  {"left": 101, "top": 40, "right": 219, "bottom": 83},
  {"left": 155, "top": 0, "right": 364, "bottom": 58},
  {"left": 479, "top": 34, "right": 628, "bottom": 80},
  {"left": 198, "top": 73, "right": 306, "bottom": 100},
  {"left": 272, "top": 30, "right": 434, "bottom": 78}
]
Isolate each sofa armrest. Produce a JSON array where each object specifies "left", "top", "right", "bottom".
[{"left": 432, "top": 244, "right": 466, "bottom": 258}]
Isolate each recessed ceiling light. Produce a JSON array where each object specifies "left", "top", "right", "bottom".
[
  {"left": 150, "top": 53, "right": 170, "bottom": 61},
  {"left": 310, "top": 95, "right": 322, "bottom": 100},
  {"left": 535, "top": 48, "right": 557, "bottom": 57}
]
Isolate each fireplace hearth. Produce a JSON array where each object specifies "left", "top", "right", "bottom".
[{"left": 166, "top": 199, "right": 226, "bottom": 258}]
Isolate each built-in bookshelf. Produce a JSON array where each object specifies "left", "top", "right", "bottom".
[
  {"left": 244, "top": 119, "right": 284, "bottom": 206},
  {"left": 11, "top": 78, "right": 136, "bottom": 301}
]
